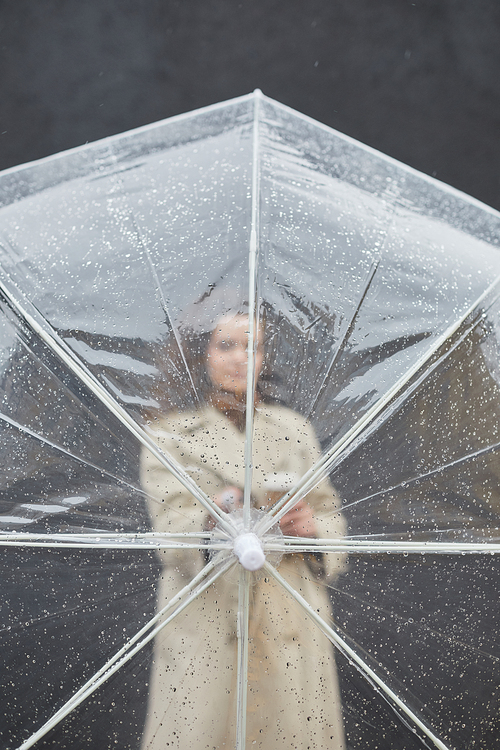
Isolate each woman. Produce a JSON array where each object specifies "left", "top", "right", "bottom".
[{"left": 141, "top": 311, "right": 346, "bottom": 749}]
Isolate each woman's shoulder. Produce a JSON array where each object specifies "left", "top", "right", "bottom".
[
  {"left": 147, "top": 407, "right": 210, "bottom": 436},
  {"left": 149, "top": 403, "right": 317, "bottom": 441},
  {"left": 256, "top": 402, "right": 316, "bottom": 436}
]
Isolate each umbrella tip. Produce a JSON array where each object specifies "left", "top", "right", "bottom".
[
  {"left": 253, "top": 88, "right": 263, "bottom": 98},
  {"left": 233, "top": 532, "right": 265, "bottom": 571}
]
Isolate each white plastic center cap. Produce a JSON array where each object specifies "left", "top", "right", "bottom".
[{"left": 233, "top": 532, "right": 265, "bottom": 571}]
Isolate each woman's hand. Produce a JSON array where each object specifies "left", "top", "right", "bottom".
[
  {"left": 205, "top": 486, "right": 243, "bottom": 530},
  {"left": 205, "top": 489, "right": 316, "bottom": 538},
  {"left": 279, "top": 499, "right": 316, "bottom": 538}
]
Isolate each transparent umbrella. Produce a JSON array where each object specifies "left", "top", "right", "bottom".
[{"left": 1, "top": 91, "right": 500, "bottom": 750}]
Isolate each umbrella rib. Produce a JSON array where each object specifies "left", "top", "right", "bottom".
[
  {"left": 305, "top": 191, "right": 404, "bottom": 424},
  {"left": 133, "top": 217, "right": 201, "bottom": 406},
  {"left": 0, "top": 409, "right": 142, "bottom": 494},
  {"left": 263, "top": 561, "right": 453, "bottom": 750},
  {"left": 14, "top": 325, "right": 150, "bottom": 465},
  {"left": 243, "top": 88, "right": 262, "bottom": 529},
  {"left": 256, "top": 272, "right": 500, "bottom": 537},
  {"left": 0, "top": 271, "right": 235, "bottom": 537},
  {"left": 265, "top": 537, "right": 500, "bottom": 555},
  {"left": 16, "top": 555, "right": 235, "bottom": 750},
  {"left": 341, "top": 439, "right": 500, "bottom": 514},
  {"left": 5, "top": 533, "right": 500, "bottom": 554},
  {"left": 0, "top": 530, "right": 233, "bottom": 551},
  {"left": 236, "top": 567, "right": 251, "bottom": 749},
  {"left": 304, "top": 253, "right": 381, "bottom": 422},
  {"left": 7, "top": 330, "right": 147, "bottom": 483},
  {"left": 326, "top": 574, "right": 500, "bottom": 665}
]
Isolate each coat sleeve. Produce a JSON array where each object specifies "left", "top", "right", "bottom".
[
  {"left": 140, "top": 415, "right": 215, "bottom": 575},
  {"left": 277, "top": 410, "right": 347, "bottom": 581}
]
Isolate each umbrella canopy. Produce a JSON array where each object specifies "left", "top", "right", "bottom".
[{"left": 1, "top": 90, "right": 500, "bottom": 750}]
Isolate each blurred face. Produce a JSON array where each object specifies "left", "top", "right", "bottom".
[{"left": 206, "top": 315, "right": 264, "bottom": 395}]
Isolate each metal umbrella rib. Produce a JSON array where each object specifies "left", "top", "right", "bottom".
[{"left": 0, "top": 269, "right": 234, "bottom": 537}]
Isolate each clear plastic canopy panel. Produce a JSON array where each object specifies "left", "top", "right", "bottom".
[{"left": 1, "top": 91, "right": 500, "bottom": 750}]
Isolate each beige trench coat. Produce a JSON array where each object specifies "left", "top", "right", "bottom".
[{"left": 141, "top": 403, "right": 346, "bottom": 749}]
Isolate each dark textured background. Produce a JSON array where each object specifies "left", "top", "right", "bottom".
[
  {"left": 1, "top": 4, "right": 500, "bottom": 748},
  {"left": 1, "top": 0, "right": 499, "bottom": 209}
]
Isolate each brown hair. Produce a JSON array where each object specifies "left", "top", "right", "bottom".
[{"left": 149, "top": 305, "right": 272, "bottom": 417}]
